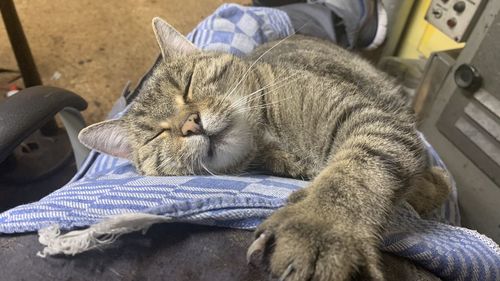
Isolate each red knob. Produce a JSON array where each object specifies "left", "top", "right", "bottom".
[{"left": 447, "top": 18, "right": 457, "bottom": 28}]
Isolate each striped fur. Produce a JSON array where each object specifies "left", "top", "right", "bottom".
[{"left": 80, "top": 34, "right": 448, "bottom": 280}]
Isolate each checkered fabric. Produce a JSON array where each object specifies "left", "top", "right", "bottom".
[
  {"left": 0, "top": 3, "right": 499, "bottom": 280},
  {"left": 186, "top": 4, "right": 293, "bottom": 56}
]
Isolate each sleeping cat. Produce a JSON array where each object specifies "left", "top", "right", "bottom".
[{"left": 79, "top": 17, "right": 450, "bottom": 281}]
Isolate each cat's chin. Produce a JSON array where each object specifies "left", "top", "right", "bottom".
[{"left": 203, "top": 128, "right": 254, "bottom": 173}]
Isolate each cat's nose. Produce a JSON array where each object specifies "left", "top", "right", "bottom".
[{"left": 181, "top": 113, "right": 203, "bottom": 136}]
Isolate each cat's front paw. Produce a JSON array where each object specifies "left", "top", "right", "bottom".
[{"left": 247, "top": 202, "right": 384, "bottom": 281}]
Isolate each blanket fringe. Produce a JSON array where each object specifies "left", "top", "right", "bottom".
[{"left": 37, "top": 213, "right": 171, "bottom": 257}]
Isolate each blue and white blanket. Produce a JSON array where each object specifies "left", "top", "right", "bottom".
[{"left": 0, "top": 4, "right": 499, "bottom": 280}]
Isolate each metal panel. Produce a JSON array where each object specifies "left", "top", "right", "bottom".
[
  {"left": 425, "top": 0, "right": 487, "bottom": 42},
  {"left": 418, "top": 0, "right": 500, "bottom": 243},
  {"left": 436, "top": 11, "right": 500, "bottom": 186},
  {"left": 413, "top": 50, "right": 458, "bottom": 120}
]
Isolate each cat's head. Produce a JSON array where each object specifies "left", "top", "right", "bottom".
[{"left": 78, "top": 18, "right": 264, "bottom": 175}]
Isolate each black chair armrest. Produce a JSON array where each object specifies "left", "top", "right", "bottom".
[{"left": 0, "top": 86, "right": 87, "bottom": 164}]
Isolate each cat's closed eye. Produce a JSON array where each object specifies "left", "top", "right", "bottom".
[
  {"left": 143, "top": 130, "right": 164, "bottom": 146},
  {"left": 183, "top": 73, "right": 194, "bottom": 102},
  {"left": 143, "top": 122, "right": 172, "bottom": 145}
]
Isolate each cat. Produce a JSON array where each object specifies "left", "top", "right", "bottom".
[{"left": 79, "top": 17, "right": 450, "bottom": 281}]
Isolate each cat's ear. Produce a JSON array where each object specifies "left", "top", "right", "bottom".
[
  {"left": 152, "top": 17, "right": 199, "bottom": 59},
  {"left": 78, "top": 119, "right": 132, "bottom": 159}
]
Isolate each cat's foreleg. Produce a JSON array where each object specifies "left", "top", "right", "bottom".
[{"left": 248, "top": 135, "right": 425, "bottom": 281}]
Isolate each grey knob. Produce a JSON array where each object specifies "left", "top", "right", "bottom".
[
  {"left": 454, "top": 64, "right": 482, "bottom": 91},
  {"left": 453, "top": 1, "right": 466, "bottom": 13}
]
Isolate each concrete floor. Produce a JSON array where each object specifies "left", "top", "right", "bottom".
[{"left": 0, "top": 0, "right": 248, "bottom": 124}]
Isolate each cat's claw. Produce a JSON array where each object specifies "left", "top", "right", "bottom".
[
  {"left": 247, "top": 232, "right": 270, "bottom": 265},
  {"left": 278, "top": 264, "right": 294, "bottom": 281},
  {"left": 247, "top": 201, "right": 385, "bottom": 281}
]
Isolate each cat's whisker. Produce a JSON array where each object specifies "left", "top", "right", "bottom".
[
  {"left": 227, "top": 72, "right": 299, "bottom": 111},
  {"left": 218, "top": 22, "right": 310, "bottom": 110},
  {"left": 232, "top": 75, "right": 297, "bottom": 111},
  {"left": 220, "top": 25, "right": 307, "bottom": 104},
  {"left": 225, "top": 76, "right": 299, "bottom": 116},
  {"left": 233, "top": 96, "right": 293, "bottom": 114},
  {"left": 199, "top": 160, "right": 217, "bottom": 176},
  {"left": 188, "top": 155, "right": 196, "bottom": 175},
  {"left": 240, "top": 76, "right": 298, "bottom": 107},
  {"left": 227, "top": 88, "right": 268, "bottom": 112}
]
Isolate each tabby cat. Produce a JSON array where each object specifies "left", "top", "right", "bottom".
[{"left": 79, "top": 18, "right": 449, "bottom": 281}]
